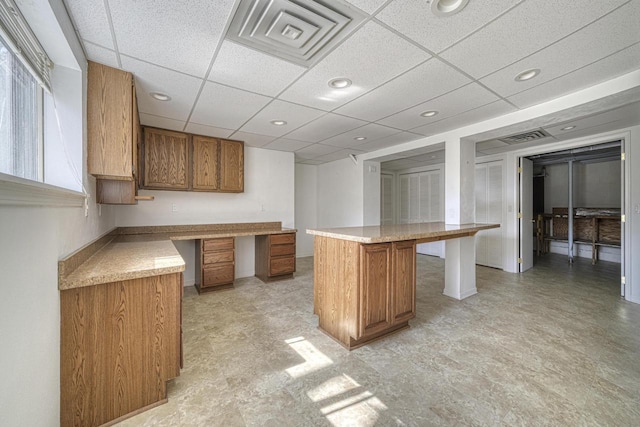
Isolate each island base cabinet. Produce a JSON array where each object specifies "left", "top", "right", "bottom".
[
  {"left": 60, "top": 273, "right": 182, "bottom": 427},
  {"left": 314, "top": 236, "right": 416, "bottom": 350}
]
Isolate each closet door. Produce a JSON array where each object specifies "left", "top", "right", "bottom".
[
  {"left": 381, "top": 173, "right": 395, "bottom": 225},
  {"left": 399, "top": 175, "right": 410, "bottom": 224},
  {"left": 408, "top": 175, "right": 420, "bottom": 223}
]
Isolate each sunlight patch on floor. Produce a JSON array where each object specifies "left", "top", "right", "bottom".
[{"left": 285, "top": 336, "right": 333, "bottom": 378}]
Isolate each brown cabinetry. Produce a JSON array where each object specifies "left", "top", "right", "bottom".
[
  {"left": 255, "top": 233, "right": 296, "bottom": 282},
  {"left": 220, "top": 139, "right": 244, "bottom": 192},
  {"left": 195, "top": 237, "right": 235, "bottom": 292},
  {"left": 143, "top": 127, "right": 190, "bottom": 190},
  {"left": 192, "top": 135, "right": 219, "bottom": 191},
  {"left": 60, "top": 272, "right": 182, "bottom": 426}
]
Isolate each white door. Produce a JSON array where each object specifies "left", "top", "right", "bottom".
[
  {"left": 519, "top": 157, "right": 534, "bottom": 272},
  {"left": 380, "top": 173, "right": 394, "bottom": 225}
]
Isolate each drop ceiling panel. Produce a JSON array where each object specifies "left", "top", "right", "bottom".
[
  {"left": 335, "top": 59, "right": 471, "bottom": 122},
  {"left": 356, "top": 131, "right": 424, "bottom": 152},
  {"left": 139, "top": 113, "right": 186, "bottom": 132},
  {"left": 239, "top": 100, "right": 325, "bottom": 137},
  {"left": 263, "top": 138, "right": 313, "bottom": 151},
  {"left": 64, "top": 0, "right": 114, "bottom": 48},
  {"left": 321, "top": 123, "right": 400, "bottom": 148},
  {"left": 108, "top": 0, "right": 236, "bottom": 77},
  {"left": 379, "top": 83, "right": 500, "bottom": 130},
  {"left": 230, "top": 131, "right": 276, "bottom": 148},
  {"left": 295, "top": 143, "right": 343, "bottom": 159},
  {"left": 279, "top": 21, "right": 431, "bottom": 110},
  {"left": 184, "top": 123, "right": 234, "bottom": 139},
  {"left": 544, "top": 102, "right": 640, "bottom": 136},
  {"left": 122, "top": 56, "right": 202, "bottom": 122},
  {"left": 441, "top": 0, "right": 628, "bottom": 79},
  {"left": 508, "top": 42, "right": 640, "bottom": 109},
  {"left": 344, "top": 0, "right": 387, "bottom": 14},
  {"left": 315, "top": 148, "right": 366, "bottom": 162},
  {"left": 480, "top": 1, "right": 640, "bottom": 98},
  {"left": 411, "top": 100, "right": 517, "bottom": 136},
  {"left": 208, "top": 41, "right": 306, "bottom": 97},
  {"left": 284, "top": 113, "right": 366, "bottom": 143},
  {"left": 84, "top": 42, "right": 119, "bottom": 68},
  {"left": 476, "top": 139, "right": 509, "bottom": 152},
  {"left": 376, "top": 0, "right": 522, "bottom": 53}
]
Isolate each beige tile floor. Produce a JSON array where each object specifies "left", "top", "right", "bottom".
[{"left": 118, "top": 254, "right": 640, "bottom": 426}]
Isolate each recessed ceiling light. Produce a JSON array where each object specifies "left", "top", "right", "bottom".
[
  {"left": 420, "top": 110, "right": 439, "bottom": 117},
  {"left": 270, "top": 120, "right": 287, "bottom": 126},
  {"left": 515, "top": 69, "right": 541, "bottom": 82},
  {"left": 328, "top": 78, "right": 352, "bottom": 89},
  {"left": 430, "top": 0, "right": 470, "bottom": 16},
  {"left": 150, "top": 92, "right": 171, "bottom": 101},
  {"left": 561, "top": 125, "right": 576, "bottom": 131},
  {"left": 354, "top": 136, "right": 367, "bottom": 141}
]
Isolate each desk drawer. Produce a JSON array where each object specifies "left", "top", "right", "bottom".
[
  {"left": 202, "top": 264, "right": 234, "bottom": 287},
  {"left": 203, "top": 251, "right": 234, "bottom": 264},
  {"left": 203, "top": 237, "right": 234, "bottom": 252},
  {"left": 270, "top": 233, "right": 295, "bottom": 245},
  {"left": 270, "top": 256, "right": 295, "bottom": 276},
  {"left": 270, "top": 243, "right": 295, "bottom": 257}
]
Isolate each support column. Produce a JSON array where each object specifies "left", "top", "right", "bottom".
[
  {"left": 567, "top": 160, "right": 574, "bottom": 263},
  {"left": 443, "top": 137, "right": 477, "bottom": 300}
]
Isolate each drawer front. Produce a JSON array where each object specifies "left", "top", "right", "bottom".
[
  {"left": 270, "top": 233, "right": 295, "bottom": 245},
  {"left": 203, "top": 237, "right": 234, "bottom": 252},
  {"left": 270, "top": 243, "right": 295, "bottom": 257},
  {"left": 203, "top": 251, "right": 234, "bottom": 264},
  {"left": 203, "top": 264, "right": 234, "bottom": 287},
  {"left": 269, "top": 256, "right": 295, "bottom": 276}
]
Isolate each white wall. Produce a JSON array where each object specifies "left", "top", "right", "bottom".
[
  {"left": 115, "top": 147, "right": 295, "bottom": 282},
  {"left": 295, "top": 164, "right": 317, "bottom": 257},
  {"left": 317, "top": 157, "right": 364, "bottom": 227},
  {"left": 624, "top": 126, "right": 640, "bottom": 303}
]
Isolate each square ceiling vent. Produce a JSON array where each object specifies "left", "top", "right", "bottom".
[
  {"left": 226, "top": 0, "right": 366, "bottom": 66},
  {"left": 499, "top": 129, "right": 551, "bottom": 144}
]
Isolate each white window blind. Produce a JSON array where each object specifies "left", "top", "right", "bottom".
[{"left": 0, "top": 0, "right": 52, "bottom": 91}]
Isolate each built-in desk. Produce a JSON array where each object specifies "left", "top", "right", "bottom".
[{"left": 307, "top": 222, "right": 499, "bottom": 349}]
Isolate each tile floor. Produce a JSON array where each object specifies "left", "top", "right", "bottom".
[{"left": 117, "top": 254, "right": 640, "bottom": 426}]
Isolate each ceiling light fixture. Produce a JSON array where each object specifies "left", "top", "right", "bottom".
[
  {"left": 270, "top": 120, "right": 287, "bottom": 126},
  {"left": 328, "top": 78, "right": 352, "bottom": 89},
  {"left": 515, "top": 68, "right": 540, "bottom": 82},
  {"left": 561, "top": 125, "right": 576, "bottom": 131},
  {"left": 430, "top": 0, "right": 470, "bottom": 17},
  {"left": 150, "top": 92, "right": 171, "bottom": 101},
  {"left": 354, "top": 136, "right": 367, "bottom": 141},
  {"left": 420, "top": 110, "right": 439, "bottom": 117}
]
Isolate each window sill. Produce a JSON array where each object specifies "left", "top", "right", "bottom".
[{"left": 0, "top": 172, "right": 85, "bottom": 207}]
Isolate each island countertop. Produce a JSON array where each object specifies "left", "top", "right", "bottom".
[{"left": 306, "top": 222, "right": 499, "bottom": 244}]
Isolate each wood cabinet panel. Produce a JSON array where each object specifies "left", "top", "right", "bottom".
[
  {"left": 203, "top": 264, "right": 234, "bottom": 288},
  {"left": 203, "top": 237, "right": 234, "bottom": 252},
  {"left": 97, "top": 179, "right": 136, "bottom": 204},
  {"left": 255, "top": 233, "right": 296, "bottom": 282},
  {"left": 270, "top": 233, "right": 295, "bottom": 245},
  {"left": 219, "top": 140, "right": 244, "bottom": 192},
  {"left": 203, "top": 251, "right": 234, "bottom": 264},
  {"left": 391, "top": 240, "right": 416, "bottom": 324},
  {"left": 359, "top": 243, "right": 392, "bottom": 338},
  {"left": 196, "top": 238, "right": 235, "bottom": 292},
  {"left": 60, "top": 273, "right": 182, "bottom": 426},
  {"left": 192, "top": 135, "right": 219, "bottom": 191},
  {"left": 143, "top": 128, "right": 189, "bottom": 190},
  {"left": 270, "top": 243, "right": 295, "bottom": 257},
  {"left": 270, "top": 256, "right": 295, "bottom": 276}
]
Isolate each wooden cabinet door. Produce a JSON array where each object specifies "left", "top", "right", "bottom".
[
  {"left": 359, "top": 243, "right": 392, "bottom": 338},
  {"left": 391, "top": 240, "right": 416, "bottom": 324},
  {"left": 219, "top": 140, "right": 244, "bottom": 192},
  {"left": 143, "top": 128, "right": 189, "bottom": 190},
  {"left": 192, "top": 135, "right": 219, "bottom": 191},
  {"left": 87, "top": 61, "right": 133, "bottom": 180}
]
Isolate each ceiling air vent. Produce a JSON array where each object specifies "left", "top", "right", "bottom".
[
  {"left": 226, "top": 0, "right": 366, "bottom": 67},
  {"left": 499, "top": 129, "right": 551, "bottom": 144}
]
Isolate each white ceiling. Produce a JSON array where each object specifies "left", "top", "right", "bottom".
[{"left": 62, "top": 0, "right": 640, "bottom": 165}]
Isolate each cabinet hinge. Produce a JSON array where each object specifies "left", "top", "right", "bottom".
[
  {"left": 621, "top": 152, "right": 626, "bottom": 161},
  {"left": 518, "top": 167, "right": 522, "bottom": 173},
  {"left": 621, "top": 276, "right": 626, "bottom": 285},
  {"left": 517, "top": 258, "right": 522, "bottom": 264},
  {"left": 621, "top": 214, "right": 626, "bottom": 223},
  {"left": 517, "top": 212, "right": 522, "bottom": 219}
]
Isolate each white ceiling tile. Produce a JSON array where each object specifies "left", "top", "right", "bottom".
[
  {"left": 376, "top": 0, "right": 521, "bottom": 53},
  {"left": 344, "top": 0, "right": 387, "bottom": 14},
  {"left": 108, "top": 0, "right": 236, "bottom": 77},
  {"left": 295, "top": 143, "right": 342, "bottom": 159},
  {"left": 314, "top": 148, "right": 367, "bottom": 163},
  {"left": 139, "top": 113, "right": 186, "bottom": 132},
  {"left": 229, "top": 131, "right": 276, "bottom": 148},
  {"left": 83, "top": 41, "right": 119, "bottom": 68},
  {"left": 475, "top": 140, "right": 509, "bottom": 151},
  {"left": 411, "top": 100, "right": 517, "bottom": 136},
  {"left": 279, "top": 21, "right": 431, "bottom": 110},
  {"left": 380, "top": 159, "right": 422, "bottom": 170},
  {"left": 64, "top": 0, "right": 113, "bottom": 48},
  {"left": 480, "top": 1, "right": 640, "bottom": 98},
  {"left": 544, "top": 102, "right": 640, "bottom": 137},
  {"left": 190, "top": 82, "right": 272, "bottom": 130},
  {"left": 239, "top": 100, "right": 325, "bottom": 137},
  {"left": 441, "top": 0, "right": 628, "bottom": 79},
  {"left": 122, "top": 56, "right": 202, "bottom": 122},
  {"left": 336, "top": 59, "right": 471, "bottom": 121},
  {"left": 296, "top": 159, "right": 324, "bottom": 165},
  {"left": 184, "top": 122, "right": 234, "bottom": 138},
  {"left": 508, "top": 42, "right": 640, "bottom": 109},
  {"left": 208, "top": 41, "right": 306, "bottom": 97},
  {"left": 284, "top": 113, "right": 367, "bottom": 143},
  {"left": 355, "top": 132, "right": 424, "bottom": 152},
  {"left": 321, "top": 123, "right": 401, "bottom": 148},
  {"left": 379, "top": 83, "right": 500, "bottom": 130},
  {"left": 263, "top": 138, "right": 313, "bottom": 152}
]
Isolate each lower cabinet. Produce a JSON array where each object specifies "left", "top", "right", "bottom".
[
  {"left": 255, "top": 233, "right": 296, "bottom": 282},
  {"left": 60, "top": 272, "right": 182, "bottom": 427},
  {"left": 195, "top": 237, "right": 235, "bottom": 292}
]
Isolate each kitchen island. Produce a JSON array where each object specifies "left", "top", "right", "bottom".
[{"left": 307, "top": 222, "right": 499, "bottom": 349}]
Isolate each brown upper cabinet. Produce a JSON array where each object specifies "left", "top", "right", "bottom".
[
  {"left": 219, "top": 139, "right": 244, "bottom": 192},
  {"left": 143, "top": 127, "right": 190, "bottom": 190},
  {"left": 87, "top": 61, "right": 139, "bottom": 181},
  {"left": 192, "top": 135, "right": 219, "bottom": 191}
]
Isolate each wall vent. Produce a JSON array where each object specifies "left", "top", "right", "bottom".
[
  {"left": 499, "top": 129, "right": 551, "bottom": 144},
  {"left": 226, "top": 0, "right": 366, "bottom": 67}
]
